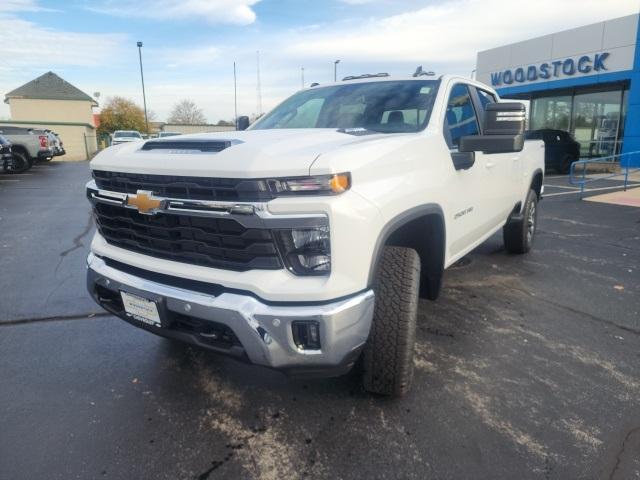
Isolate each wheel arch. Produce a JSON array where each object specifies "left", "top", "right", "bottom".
[
  {"left": 368, "top": 204, "right": 446, "bottom": 300},
  {"left": 10, "top": 144, "right": 28, "bottom": 156},
  {"left": 530, "top": 168, "right": 544, "bottom": 200}
]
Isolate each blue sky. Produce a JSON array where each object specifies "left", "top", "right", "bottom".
[{"left": 1, "top": 0, "right": 639, "bottom": 122}]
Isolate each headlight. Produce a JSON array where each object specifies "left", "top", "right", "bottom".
[
  {"left": 274, "top": 226, "right": 331, "bottom": 275},
  {"left": 267, "top": 173, "right": 350, "bottom": 196}
]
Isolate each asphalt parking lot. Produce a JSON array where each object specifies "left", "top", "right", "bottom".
[{"left": 1, "top": 162, "right": 639, "bottom": 480}]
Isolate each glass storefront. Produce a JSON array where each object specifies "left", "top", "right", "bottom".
[{"left": 529, "top": 83, "right": 628, "bottom": 158}]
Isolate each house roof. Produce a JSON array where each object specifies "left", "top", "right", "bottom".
[{"left": 4, "top": 71, "right": 98, "bottom": 106}]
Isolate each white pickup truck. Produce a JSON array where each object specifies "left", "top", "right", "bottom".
[{"left": 86, "top": 74, "right": 544, "bottom": 396}]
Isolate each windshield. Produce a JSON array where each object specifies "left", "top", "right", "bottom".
[
  {"left": 252, "top": 80, "right": 439, "bottom": 133},
  {"left": 114, "top": 131, "right": 141, "bottom": 138}
]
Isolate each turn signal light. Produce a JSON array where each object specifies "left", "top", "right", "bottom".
[{"left": 329, "top": 174, "right": 350, "bottom": 193}]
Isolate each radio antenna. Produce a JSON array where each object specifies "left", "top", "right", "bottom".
[{"left": 256, "top": 50, "right": 263, "bottom": 116}]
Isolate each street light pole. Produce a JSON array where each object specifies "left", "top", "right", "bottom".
[
  {"left": 334, "top": 59, "right": 340, "bottom": 82},
  {"left": 137, "top": 41, "right": 149, "bottom": 134},
  {"left": 233, "top": 61, "right": 238, "bottom": 129}
]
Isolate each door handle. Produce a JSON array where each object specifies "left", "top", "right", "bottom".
[{"left": 485, "top": 161, "right": 496, "bottom": 169}]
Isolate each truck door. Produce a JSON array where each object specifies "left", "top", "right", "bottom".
[
  {"left": 471, "top": 87, "right": 520, "bottom": 229},
  {"left": 443, "top": 83, "right": 492, "bottom": 257}
]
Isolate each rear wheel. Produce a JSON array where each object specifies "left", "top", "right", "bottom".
[
  {"left": 363, "top": 246, "right": 420, "bottom": 397},
  {"left": 503, "top": 189, "right": 538, "bottom": 254},
  {"left": 556, "top": 154, "right": 574, "bottom": 174},
  {"left": 5, "top": 151, "right": 30, "bottom": 174}
]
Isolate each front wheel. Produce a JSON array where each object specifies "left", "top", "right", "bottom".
[
  {"left": 362, "top": 246, "right": 420, "bottom": 397},
  {"left": 503, "top": 189, "right": 538, "bottom": 254}
]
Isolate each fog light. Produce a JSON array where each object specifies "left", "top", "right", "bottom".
[{"left": 292, "top": 321, "right": 321, "bottom": 350}]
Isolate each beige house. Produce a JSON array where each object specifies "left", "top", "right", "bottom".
[{"left": 2, "top": 72, "right": 98, "bottom": 161}]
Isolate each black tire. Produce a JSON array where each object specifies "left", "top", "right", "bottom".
[
  {"left": 363, "top": 246, "right": 420, "bottom": 397},
  {"left": 556, "top": 154, "right": 574, "bottom": 174},
  {"left": 503, "top": 189, "right": 538, "bottom": 254},
  {"left": 5, "top": 151, "right": 30, "bottom": 174},
  {"left": 13, "top": 149, "right": 34, "bottom": 169}
]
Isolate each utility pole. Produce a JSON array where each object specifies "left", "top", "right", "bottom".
[
  {"left": 256, "top": 51, "right": 262, "bottom": 117},
  {"left": 233, "top": 61, "right": 238, "bottom": 129},
  {"left": 334, "top": 59, "right": 340, "bottom": 82},
  {"left": 137, "top": 41, "right": 149, "bottom": 134}
]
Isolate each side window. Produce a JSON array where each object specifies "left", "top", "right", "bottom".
[
  {"left": 445, "top": 84, "right": 480, "bottom": 149},
  {"left": 477, "top": 89, "right": 497, "bottom": 110}
]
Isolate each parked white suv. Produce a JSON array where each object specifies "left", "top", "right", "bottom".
[{"left": 86, "top": 75, "right": 544, "bottom": 396}]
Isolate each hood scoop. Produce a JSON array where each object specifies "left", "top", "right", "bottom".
[{"left": 141, "top": 138, "right": 241, "bottom": 153}]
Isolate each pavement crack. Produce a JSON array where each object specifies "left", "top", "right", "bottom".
[
  {"left": 61, "top": 209, "right": 94, "bottom": 258},
  {"left": 607, "top": 426, "right": 640, "bottom": 480},
  {"left": 44, "top": 275, "right": 71, "bottom": 305},
  {"left": 54, "top": 209, "right": 93, "bottom": 276},
  {"left": 508, "top": 284, "right": 640, "bottom": 337},
  {"left": 0, "top": 312, "right": 110, "bottom": 326}
]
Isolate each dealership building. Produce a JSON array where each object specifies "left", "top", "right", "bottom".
[{"left": 476, "top": 14, "right": 640, "bottom": 165}]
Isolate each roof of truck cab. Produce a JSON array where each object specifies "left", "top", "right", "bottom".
[{"left": 309, "top": 74, "right": 496, "bottom": 92}]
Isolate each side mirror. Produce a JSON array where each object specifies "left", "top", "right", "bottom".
[
  {"left": 236, "top": 116, "right": 250, "bottom": 131},
  {"left": 483, "top": 102, "right": 526, "bottom": 135},
  {"left": 459, "top": 102, "right": 525, "bottom": 154}
]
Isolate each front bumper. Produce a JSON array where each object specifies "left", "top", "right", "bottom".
[{"left": 87, "top": 253, "right": 374, "bottom": 377}]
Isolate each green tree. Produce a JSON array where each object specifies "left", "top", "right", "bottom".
[{"left": 98, "top": 97, "right": 147, "bottom": 135}]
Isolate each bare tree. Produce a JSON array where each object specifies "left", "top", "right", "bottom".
[{"left": 167, "top": 99, "right": 206, "bottom": 124}]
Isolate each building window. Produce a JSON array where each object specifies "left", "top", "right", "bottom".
[
  {"left": 528, "top": 83, "right": 628, "bottom": 159},
  {"left": 573, "top": 90, "right": 624, "bottom": 157},
  {"left": 530, "top": 95, "right": 571, "bottom": 131}
]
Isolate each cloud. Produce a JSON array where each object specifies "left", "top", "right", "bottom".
[
  {"left": 0, "top": 17, "right": 126, "bottom": 70},
  {"left": 0, "top": 6, "right": 127, "bottom": 117},
  {"left": 285, "top": 0, "right": 640, "bottom": 65},
  {"left": 91, "top": 0, "right": 261, "bottom": 25},
  {"left": 0, "top": 0, "right": 52, "bottom": 12}
]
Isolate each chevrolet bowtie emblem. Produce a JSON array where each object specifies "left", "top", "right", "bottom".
[{"left": 126, "top": 190, "right": 164, "bottom": 214}]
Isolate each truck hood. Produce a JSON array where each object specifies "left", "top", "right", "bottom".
[{"left": 91, "top": 129, "right": 390, "bottom": 178}]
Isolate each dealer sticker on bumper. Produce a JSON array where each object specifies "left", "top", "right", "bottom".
[{"left": 120, "top": 291, "right": 161, "bottom": 327}]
